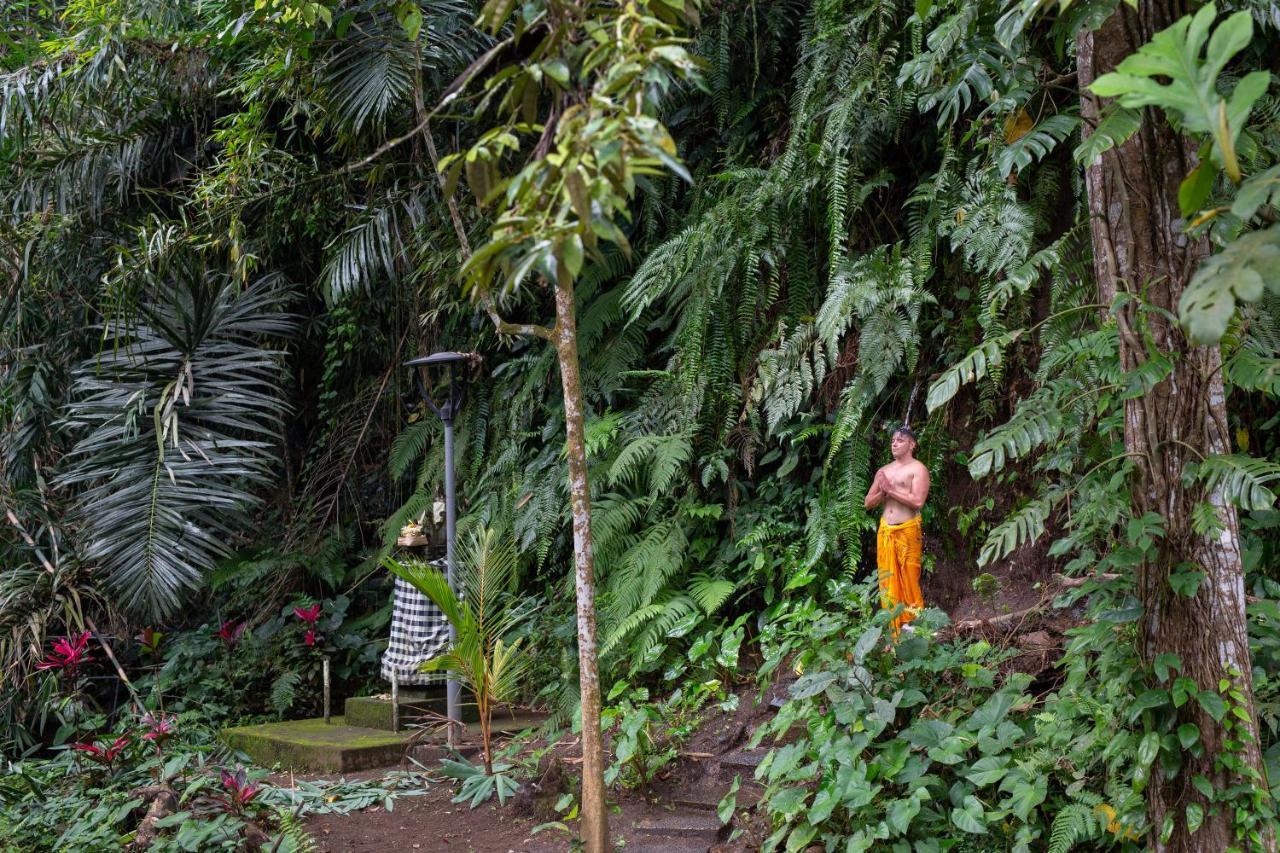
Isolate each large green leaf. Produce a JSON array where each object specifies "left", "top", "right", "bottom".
[
  {"left": 1089, "top": 4, "right": 1270, "bottom": 181},
  {"left": 1073, "top": 104, "right": 1140, "bottom": 166},
  {"left": 1180, "top": 224, "right": 1280, "bottom": 345}
]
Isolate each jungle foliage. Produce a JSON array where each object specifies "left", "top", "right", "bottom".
[{"left": 2, "top": 0, "right": 1280, "bottom": 849}]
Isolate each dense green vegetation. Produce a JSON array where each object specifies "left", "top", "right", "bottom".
[{"left": 3, "top": 0, "right": 1280, "bottom": 849}]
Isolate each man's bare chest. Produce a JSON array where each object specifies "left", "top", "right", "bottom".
[{"left": 884, "top": 464, "right": 915, "bottom": 492}]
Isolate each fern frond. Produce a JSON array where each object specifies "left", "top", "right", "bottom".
[
  {"left": 1073, "top": 105, "right": 1141, "bottom": 166},
  {"left": 927, "top": 331, "right": 1023, "bottom": 413},
  {"left": 270, "top": 670, "right": 302, "bottom": 716},
  {"left": 689, "top": 573, "right": 735, "bottom": 615},
  {"left": 1190, "top": 454, "right": 1280, "bottom": 511},
  {"left": 390, "top": 420, "right": 435, "bottom": 481},
  {"left": 997, "top": 114, "right": 1080, "bottom": 178},
  {"left": 978, "top": 491, "right": 1059, "bottom": 566},
  {"left": 968, "top": 390, "right": 1064, "bottom": 478}
]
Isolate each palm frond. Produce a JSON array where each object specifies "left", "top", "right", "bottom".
[{"left": 59, "top": 267, "right": 294, "bottom": 620}]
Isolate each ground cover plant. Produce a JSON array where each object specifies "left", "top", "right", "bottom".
[{"left": 3, "top": 0, "right": 1280, "bottom": 849}]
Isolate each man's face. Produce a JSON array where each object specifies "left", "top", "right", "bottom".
[{"left": 891, "top": 432, "right": 915, "bottom": 459}]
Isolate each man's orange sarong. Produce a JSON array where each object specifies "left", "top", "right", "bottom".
[{"left": 877, "top": 516, "right": 924, "bottom": 633}]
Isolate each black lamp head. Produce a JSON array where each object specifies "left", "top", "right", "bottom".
[{"left": 404, "top": 351, "right": 480, "bottom": 420}]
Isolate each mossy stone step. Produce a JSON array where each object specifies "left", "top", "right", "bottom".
[
  {"left": 344, "top": 691, "right": 550, "bottom": 734},
  {"left": 221, "top": 716, "right": 411, "bottom": 773},
  {"left": 344, "top": 688, "right": 481, "bottom": 731}
]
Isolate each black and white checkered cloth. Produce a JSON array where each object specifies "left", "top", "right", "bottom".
[{"left": 380, "top": 560, "right": 450, "bottom": 686}]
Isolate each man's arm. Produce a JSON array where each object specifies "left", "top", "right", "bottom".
[
  {"left": 879, "top": 464, "right": 930, "bottom": 510},
  {"left": 863, "top": 468, "right": 887, "bottom": 509}
]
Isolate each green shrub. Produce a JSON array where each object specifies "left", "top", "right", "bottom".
[{"left": 752, "top": 582, "right": 1148, "bottom": 851}]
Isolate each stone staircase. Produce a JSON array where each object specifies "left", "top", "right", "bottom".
[{"left": 626, "top": 748, "right": 768, "bottom": 852}]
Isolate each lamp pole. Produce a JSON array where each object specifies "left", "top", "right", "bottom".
[{"left": 404, "top": 351, "right": 475, "bottom": 744}]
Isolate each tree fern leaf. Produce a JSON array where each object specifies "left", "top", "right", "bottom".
[
  {"left": 968, "top": 392, "right": 1062, "bottom": 478},
  {"left": 270, "top": 670, "right": 302, "bottom": 716},
  {"left": 689, "top": 573, "right": 735, "bottom": 614}
]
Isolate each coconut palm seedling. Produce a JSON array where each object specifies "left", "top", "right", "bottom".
[{"left": 384, "top": 527, "right": 531, "bottom": 789}]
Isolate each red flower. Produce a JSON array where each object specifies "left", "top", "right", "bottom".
[
  {"left": 72, "top": 735, "right": 130, "bottom": 767},
  {"left": 140, "top": 712, "right": 176, "bottom": 745},
  {"left": 292, "top": 603, "right": 322, "bottom": 625},
  {"left": 36, "top": 631, "right": 93, "bottom": 677},
  {"left": 219, "top": 767, "right": 260, "bottom": 810},
  {"left": 215, "top": 621, "right": 247, "bottom": 646},
  {"left": 304, "top": 629, "right": 316, "bottom": 647}
]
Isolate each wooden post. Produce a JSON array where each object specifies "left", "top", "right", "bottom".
[{"left": 323, "top": 658, "right": 331, "bottom": 725}]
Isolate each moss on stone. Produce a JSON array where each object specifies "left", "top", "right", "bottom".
[
  {"left": 343, "top": 691, "right": 480, "bottom": 731},
  {"left": 220, "top": 717, "right": 412, "bottom": 773}
]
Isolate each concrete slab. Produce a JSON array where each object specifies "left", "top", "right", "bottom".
[
  {"left": 343, "top": 691, "right": 548, "bottom": 733},
  {"left": 625, "top": 842, "right": 710, "bottom": 853},
  {"left": 672, "top": 781, "right": 763, "bottom": 812},
  {"left": 222, "top": 710, "right": 552, "bottom": 773},
  {"left": 343, "top": 689, "right": 479, "bottom": 731},
  {"left": 221, "top": 717, "right": 411, "bottom": 773}
]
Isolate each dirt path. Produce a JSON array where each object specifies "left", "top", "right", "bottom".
[{"left": 300, "top": 771, "right": 563, "bottom": 852}]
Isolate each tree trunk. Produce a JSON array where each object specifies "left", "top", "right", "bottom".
[
  {"left": 1078, "top": 9, "right": 1271, "bottom": 851},
  {"left": 552, "top": 271, "right": 610, "bottom": 853}
]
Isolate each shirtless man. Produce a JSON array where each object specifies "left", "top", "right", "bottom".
[{"left": 863, "top": 426, "right": 930, "bottom": 633}]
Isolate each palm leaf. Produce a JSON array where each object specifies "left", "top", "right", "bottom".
[{"left": 59, "top": 267, "right": 293, "bottom": 620}]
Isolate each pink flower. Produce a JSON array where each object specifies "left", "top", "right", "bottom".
[
  {"left": 72, "top": 735, "right": 130, "bottom": 767},
  {"left": 219, "top": 767, "right": 260, "bottom": 810},
  {"left": 140, "top": 712, "right": 176, "bottom": 745},
  {"left": 304, "top": 629, "right": 316, "bottom": 647},
  {"left": 292, "top": 603, "right": 322, "bottom": 625},
  {"left": 36, "top": 631, "right": 93, "bottom": 677},
  {"left": 215, "top": 621, "right": 247, "bottom": 646}
]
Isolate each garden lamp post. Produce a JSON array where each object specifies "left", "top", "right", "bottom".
[{"left": 404, "top": 350, "right": 476, "bottom": 742}]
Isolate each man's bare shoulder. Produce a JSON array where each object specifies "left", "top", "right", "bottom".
[{"left": 901, "top": 459, "right": 929, "bottom": 478}]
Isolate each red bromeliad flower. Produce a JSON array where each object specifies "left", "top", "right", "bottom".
[
  {"left": 140, "top": 712, "right": 176, "bottom": 746},
  {"left": 292, "top": 603, "right": 322, "bottom": 625},
  {"left": 219, "top": 767, "right": 260, "bottom": 810},
  {"left": 36, "top": 631, "right": 93, "bottom": 677},
  {"left": 72, "top": 735, "right": 130, "bottom": 767},
  {"left": 304, "top": 629, "right": 316, "bottom": 647},
  {"left": 215, "top": 621, "right": 247, "bottom": 646}
]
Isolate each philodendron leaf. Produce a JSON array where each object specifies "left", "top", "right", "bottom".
[
  {"left": 1088, "top": 4, "right": 1270, "bottom": 181},
  {"left": 1231, "top": 164, "right": 1280, "bottom": 222},
  {"left": 1180, "top": 224, "right": 1280, "bottom": 344}
]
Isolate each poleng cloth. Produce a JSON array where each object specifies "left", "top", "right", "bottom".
[
  {"left": 877, "top": 516, "right": 924, "bottom": 633},
  {"left": 380, "top": 559, "right": 449, "bottom": 686}
]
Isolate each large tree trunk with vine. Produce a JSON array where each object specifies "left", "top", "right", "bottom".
[
  {"left": 1078, "top": 8, "right": 1270, "bottom": 851},
  {"left": 552, "top": 272, "right": 610, "bottom": 853}
]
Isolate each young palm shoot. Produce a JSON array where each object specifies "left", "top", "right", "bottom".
[{"left": 384, "top": 527, "right": 528, "bottom": 775}]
